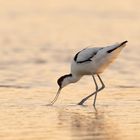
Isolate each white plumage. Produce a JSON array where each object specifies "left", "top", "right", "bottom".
[
  {"left": 48, "top": 40, "right": 128, "bottom": 108},
  {"left": 71, "top": 42, "right": 125, "bottom": 75}
]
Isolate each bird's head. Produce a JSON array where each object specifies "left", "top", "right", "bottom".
[
  {"left": 48, "top": 74, "right": 73, "bottom": 105},
  {"left": 57, "top": 74, "right": 73, "bottom": 90}
]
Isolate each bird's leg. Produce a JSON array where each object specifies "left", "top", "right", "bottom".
[
  {"left": 92, "top": 75, "right": 98, "bottom": 110},
  {"left": 77, "top": 75, "right": 98, "bottom": 105},
  {"left": 93, "top": 74, "right": 105, "bottom": 108}
]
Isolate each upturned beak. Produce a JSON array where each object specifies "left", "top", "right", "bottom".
[{"left": 49, "top": 87, "right": 62, "bottom": 105}]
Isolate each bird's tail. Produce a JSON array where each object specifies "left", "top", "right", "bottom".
[
  {"left": 104, "top": 40, "right": 128, "bottom": 63},
  {"left": 107, "top": 40, "right": 128, "bottom": 54}
]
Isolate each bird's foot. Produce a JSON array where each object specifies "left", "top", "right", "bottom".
[
  {"left": 77, "top": 100, "right": 85, "bottom": 106},
  {"left": 77, "top": 97, "right": 88, "bottom": 105},
  {"left": 93, "top": 104, "right": 97, "bottom": 111},
  {"left": 77, "top": 102, "right": 83, "bottom": 105}
]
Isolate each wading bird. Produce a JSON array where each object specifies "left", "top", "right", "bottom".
[{"left": 49, "top": 41, "right": 128, "bottom": 108}]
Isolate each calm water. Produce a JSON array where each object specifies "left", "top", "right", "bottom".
[{"left": 0, "top": 0, "right": 140, "bottom": 140}]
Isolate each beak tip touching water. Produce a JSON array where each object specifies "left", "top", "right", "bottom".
[{"left": 47, "top": 87, "right": 62, "bottom": 106}]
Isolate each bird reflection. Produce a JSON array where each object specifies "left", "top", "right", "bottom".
[{"left": 57, "top": 107, "right": 120, "bottom": 140}]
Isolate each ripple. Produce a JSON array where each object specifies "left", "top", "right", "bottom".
[
  {"left": 0, "top": 85, "right": 30, "bottom": 89},
  {"left": 116, "top": 85, "right": 139, "bottom": 88}
]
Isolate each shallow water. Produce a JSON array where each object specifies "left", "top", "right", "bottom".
[{"left": 0, "top": 0, "right": 140, "bottom": 140}]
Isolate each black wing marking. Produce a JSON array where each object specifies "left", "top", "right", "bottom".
[
  {"left": 74, "top": 48, "right": 86, "bottom": 62},
  {"left": 107, "top": 40, "right": 128, "bottom": 53},
  {"left": 74, "top": 48, "right": 103, "bottom": 63},
  {"left": 76, "top": 52, "right": 96, "bottom": 63}
]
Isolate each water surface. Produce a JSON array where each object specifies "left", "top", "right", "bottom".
[{"left": 0, "top": 0, "right": 140, "bottom": 140}]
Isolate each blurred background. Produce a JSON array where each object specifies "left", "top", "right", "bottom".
[
  {"left": 0, "top": 0, "right": 140, "bottom": 140},
  {"left": 0, "top": 0, "right": 139, "bottom": 88}
]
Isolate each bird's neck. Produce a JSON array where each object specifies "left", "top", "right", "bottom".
[
  {"left": 63, "top": 74, "right": 81, "bottom": 87},
  {"left": 69, "top": 74, "right": 81, "bottom": 83}
]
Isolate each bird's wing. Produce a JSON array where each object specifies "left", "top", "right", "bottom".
[{"left": 74, "top": 47, "right": 103, "bottom": 63}]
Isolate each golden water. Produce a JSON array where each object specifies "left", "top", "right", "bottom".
[{"left": 0, "top": 0, "right": 140, "bottom": 140}]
